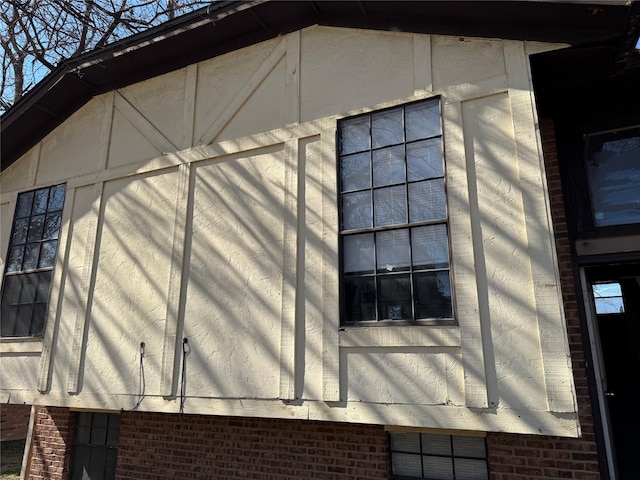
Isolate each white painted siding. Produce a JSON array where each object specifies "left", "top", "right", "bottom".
[{"left": 0, "top": 27, "right": 576, "bottom": 436}]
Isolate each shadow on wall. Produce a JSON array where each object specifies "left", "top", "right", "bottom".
[{"left": 39, "top": 90, "right": 565, "bottom": 426}]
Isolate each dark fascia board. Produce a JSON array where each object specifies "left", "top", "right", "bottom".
[{"left": 1, "top": 0, "right": 636, "bottom": 171}]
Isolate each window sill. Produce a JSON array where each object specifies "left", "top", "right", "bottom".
[
  {"left": 339, "top": 325, "right": 460, "bottom": 348},
  {"left": 0, "top": 337, "right": 43, "bottom": 354}
]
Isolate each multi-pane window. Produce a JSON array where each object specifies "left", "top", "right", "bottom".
[
  {"left": 71, "top": 412, "right": 120, "bottom": 480},
  {"left": 389, "top": 432, "right": 488, "bottom": 480},
  {"left": 338, "top": 98, "right": 452, "bottom": 324},
  {"left": 1, "top": 184, "right": 66, "bottom": 337}
]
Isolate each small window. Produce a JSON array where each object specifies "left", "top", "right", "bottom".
[
  {"left": 1, "top": 184, "right": 66, "bottom": 337},
  {"left": 71, "top": 412, "right": 120, "bottom": 480},
  {"left": 389, "top": 432, "right": 488, "bottom": 480},
  {"left": 585, "top": 127, "right": 640, "bottom": 228},
  {"left": 592, "top": 282, "right": 625, "bottom": 314},
  {"left": 338, "top": 98, "right": 453, "bottom": 324}
]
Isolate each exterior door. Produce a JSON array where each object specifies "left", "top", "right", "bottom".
[{"left": 587, "top": 264, "right": 640, "bottom": 479}]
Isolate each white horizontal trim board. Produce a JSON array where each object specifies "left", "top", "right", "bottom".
[{"left": 0, "top": 389, "right": 580, "bottom": 438}]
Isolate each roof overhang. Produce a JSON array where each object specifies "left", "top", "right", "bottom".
[{"left": 2, "top": 0, "right": 638, "bottom": 171}]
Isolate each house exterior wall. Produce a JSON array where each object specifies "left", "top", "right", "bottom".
[
  {"left": 0, "top": 403, "right": 31, "bottom": 441},
  {"left": 115, "top": 413, "right": 389, "bottom": 480},
  {"left": 24, "top": 409, "right": 390, "bottom": 480},
  {"left": 482, "top": 118, "right": 601, "bottom": 480},
  {"left": 0, "top": 27, "right": 576, "bottom": 437},
  {"left": 25, "top": 406, "right": 74, "bottom": 480},
  {"left": 20, "top": 118, "right": 600, "bottom": 480}
]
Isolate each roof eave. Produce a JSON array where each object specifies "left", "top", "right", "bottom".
[{"left": 2, "top": 0, "right": 637, "bottom": 172}]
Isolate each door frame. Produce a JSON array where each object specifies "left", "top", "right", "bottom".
[
  {"left": 580, "top": 260, "right": 640, "bottom": 479},
  {"left": 580, "top": 267, "right": 617, "bottom": 479}
]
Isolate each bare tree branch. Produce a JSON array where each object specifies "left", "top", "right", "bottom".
[{"left": 0, "top": 0, "right": 215, "bottom": 111}]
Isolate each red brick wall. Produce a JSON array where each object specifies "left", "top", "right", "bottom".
[
  {"left": 27, "top": 406, "right": 74, "bottom": 480},
  {"left": 485, "top": 119, "right": 601, "bottom": 479},
  {"left": 0, "top": 403, "right": 31, "bottom": 441},
  {"left": 116, "top": 412, "right": 389, "bottom": 480}
]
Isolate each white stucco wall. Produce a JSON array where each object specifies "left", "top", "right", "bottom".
[{"left": 0, "top": 27, "right": 577, "bottom": 436}]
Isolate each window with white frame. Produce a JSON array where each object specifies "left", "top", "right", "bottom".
[
  {"left": 389, "top": 432, "right": 488, "bottom": 480},
  {"left": 1, "top": 184, "right": 66, "bottom": 337},
  {"left": 338, "top": 98, "right": 453, "bottom": 324}
]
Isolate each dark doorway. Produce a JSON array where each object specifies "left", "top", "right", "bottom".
[{"left": 587, "top": 264, "right": 640, "bottom": 479}]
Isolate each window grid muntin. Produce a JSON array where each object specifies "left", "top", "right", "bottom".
[
  {"left": 339, "top": 98, "right": 452, "bottom": 324},
  {"left": 343, "top": 227, "right": 451, "bottom": 320},
  {"left": 389, "top": 433, "right": 488, "bottom": 480},
  {"left": 6, "top": 185, "right": 65, "bottom": 274},
  {"left": 1, "top": 184, "right": 65, "bottom": 337},
  {"left": 0, "top": 271, "right": 52, "bottom": 336},
  {"left": 340, "top": 138, "right": 446, "bottom": 231}
]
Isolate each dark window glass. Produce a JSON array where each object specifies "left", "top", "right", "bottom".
[
  {"left": 22, "top": 243, "right": 40, "bottom": 271},
  {"left": 390, "top": 433, "right": 487, "bottom": 480},
  {"left": 16, "top": 192, "right": 34, "bottom": 218},
  {"left": 71, "top": 412, "right": 120, "bottom": 480},
  {"left": 0, "top": 308, "right": 16, "bottom": 336},
  {"left": 339, "top": 99, "right": 453, "bottom": 324},
  {"left": 372, "top": 107, "right": 404, "bottom": 148},
  {"left": 407, "top": 138, "right": 443, "bottom": 181},
  {"left": 378, "top": 275, "right": 412, "bottom": 320},
  {"left": 32, "top": 189, "right": 49, "bottom": 214},
  {"left": 414, "top": 272, "right": 452, "bottom": 320},
  {"left": 374, "top": 186, "right": 407, "bottom": 226},
  {"left": 377, "top": 229, "right": 411, "bottom": 273},
  {"left": 412, "top": 225, "right": 449, "bottom": 270},
  {"left": 43, "top": 213, "right": 62, "bottom": 240},
  {"left": 373, "top": 145, "right": 405, "bottom": 187},
  {"left": 0, "top": 271, "right": 53, "bottom": 336},
  {"left": 341, "top": 152, "right": 371, "bottom": 191},
  {"left": 6, "top": 247, "right": 24, "bottom": 273},
  {"left": 343, "top": 233, "right": 375, "bottom": 275},
  {"left": 49, "top": 185, "right": 66, "bottom": 211},
  {"left": 1, "top": 185, "right": 65, "bottom": 337},
  {"left": 13, "top": 306, "right": 33, "bottom": 337},
  {"left": 27, "top": 215, "right": 45, "bottom": 242},
  {"left": 344, "top": 277, "right": 377, "bottom": 322},
  {"left": 406, "top": 100, "right": 442, "bottom": 141},
  {"left": 343, "top": 191, "right": 372, "bottom": 230},
  {"left": 340, "top": 116, "right": 370, "bottom": 154},
  {"left": 39, "top": 241, "right": 58, "bottom": 269},
  {"left": 586, "top": 127, "right": 640, "bottom": 227},
  {"left": 12, "top": 218, "right": 29, "bottom": 245},
  {"left": 30, "top": 304, "right": 47, "bottom": 336}
]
